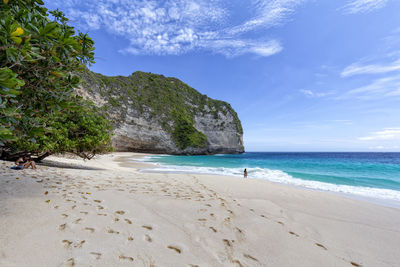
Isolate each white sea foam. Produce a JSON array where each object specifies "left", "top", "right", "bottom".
[
  {"left": 130, "top": 156, "right": 155, "bottom": 162},
  {"left": 143, "top": 163, "right": 400, "bottom": 202}
]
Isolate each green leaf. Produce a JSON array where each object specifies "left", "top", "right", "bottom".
[
  {"left": 40, "top": 22, "right": 58, "bottom": 35},
  {"left": 10, "top": 36, "right": 22, "bottom": 45},
  {"left": 0, "top": 0, "right": 110, "bottom": 159}
]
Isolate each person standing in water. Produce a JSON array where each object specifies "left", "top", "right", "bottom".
[{"left": 244, "top": 168, "right": 248, "bottom": 178}]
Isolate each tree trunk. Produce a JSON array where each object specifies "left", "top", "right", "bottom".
[
  {"left": 35, "top": 152, "right": 51, "bottom": 162},
  {"left": 0, "top": 149, "right": 50, "bottom": 162}
]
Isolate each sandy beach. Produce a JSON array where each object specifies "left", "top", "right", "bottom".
[{"left": 1, "top": 153, "right": 400, "bottom": 267}]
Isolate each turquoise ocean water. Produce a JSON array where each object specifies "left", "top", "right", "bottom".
[{"left": 140, "top": 152, "right": 400, "bottom": 203}]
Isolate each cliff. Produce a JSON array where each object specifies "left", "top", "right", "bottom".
[{"left": 77, "top": 70, "right": 244, "bottom": 155}]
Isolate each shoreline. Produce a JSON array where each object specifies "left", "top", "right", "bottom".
[
  {"left": 127, "top": 153, "right": 400, "bottom": 209},
  {"left": 1, "top": 152, "right": 400, "bottom": 266}
]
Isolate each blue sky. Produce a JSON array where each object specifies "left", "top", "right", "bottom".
[{"left": 44, "top": 0, "right": 400, "bottom": 152}]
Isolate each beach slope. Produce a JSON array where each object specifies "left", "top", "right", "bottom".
[{"left": 1, "top": 153, "right": 399, "bottom": 266}]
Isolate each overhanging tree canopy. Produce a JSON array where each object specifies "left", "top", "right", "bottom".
[{"left": 0, "top": 0, "right": 113, "bottom": 160}]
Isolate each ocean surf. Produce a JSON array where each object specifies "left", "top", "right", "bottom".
[{"left": 135, "top": 152, "right": 400, "bottom": 204}]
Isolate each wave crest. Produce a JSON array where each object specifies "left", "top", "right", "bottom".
[{"left": 142, "top": 163, "right": 400, "bottom": 202}]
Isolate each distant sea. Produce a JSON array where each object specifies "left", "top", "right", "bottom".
[{"left": 138, "top": 152, "right": 400, "bottom": 205}]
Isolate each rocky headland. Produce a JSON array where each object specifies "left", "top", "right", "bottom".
[{"left": 78, "top": 70, "right": 244, "bottom": 155}]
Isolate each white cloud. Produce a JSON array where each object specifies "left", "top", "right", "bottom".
[
  {"left": 369, "top": 145, "right": 385, "bottom": 149},
  {"left": 341, "top": 59, "right": 400, "bottom": 77},
  {"left": 342, "top": 0, "right": 389, "bottom": 14},
  {"left": 300, "top": 89, "right": 334, "bottom": 98},
  {"left": 368, "top": 145, "right": 400, "bottom": 150},
  {"left": 340, "top": 57, "right": 400, "bottom": 99},
  {"left": 45, "top": 0, "right": 304, "bottom": 57},
  {"left": 359, "top": 127, "right": 400, "bottom": 140},
  {"left": 342, "top": 74, "right": 400, "bottom": 99},
  {"left": 227, "top": 0, "right": 305, "bottom": 35},
  {"left": 198, "top": 39, "right": 283, "bottom": 58}
]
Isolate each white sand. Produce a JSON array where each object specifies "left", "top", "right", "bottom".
[{"left": 1, "top": 152, "right": 400, "bottom": 267}]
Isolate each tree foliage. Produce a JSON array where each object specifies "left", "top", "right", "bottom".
[{"left": 0, "top": 0, "right": 112, "bottom": 160}]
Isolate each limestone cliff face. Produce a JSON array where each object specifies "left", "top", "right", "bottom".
[{"left": 78, "top": 70, "right": 244, "bottom": 155}]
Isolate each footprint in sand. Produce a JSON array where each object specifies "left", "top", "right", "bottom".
[
  {"left": 243, "top": 253, "right": 259, "bottom": 262},
  {"left": 84, "top": 227, "right": 95, "bottom": 233},
  {"left": 94, "top": 200, "right": 102, "bottom": 203},
  {"left": 233, "top": 259, "right": 244, "bottom": 267},
  {"left": 114, "top": 218, "right": 120, "bottom": 222},
  {"left": 115, "top": 210, "right": 125, "bottom": 215},
  {"left": 90, "top": 252, "right": 101, "bottom": 260},
  {"left": 315, "top": 243, "right": 327, "bottom": 250},
  {"left": 142, "top": 225, "right": 153, "bottom": 230},
  {"left": 209, "top": 226, "right": 217, "bottom": 233},
  {"left": 62, "top": 240, "right": 73, "bottom": 248},
  {"left": 107, "top": 228, "right": 120, "bottom": 234},
  {"left": 61, "top": 214, "right": 69, "bottom": 218},
  {"left": 167, "top": 245, "right": 182, "bottom": 254},
  {"left": 289, "top": 231, "right": 299, "bottom": 237},
  {"left": 73, "top": 218, "right": 82, "bottom": 224},
  {"left": 128, "top": 236, "right": 134, "bottom": 241},
  {"left": 223, "top": 217, "right": 232, "bottom": 228},
  {"left": 124, "top": 219, "right": 132, "bottom": 224},
  {"left": 63, "top": 258, "right": 75, "bottom": 267},
  {"left": 145, "top": 234, "right": 152, "bottom": 242},
  {"left": 74, "top": 240, "right": 85, "bottom": 248},
  {"left": 59, "top": 223, "right": 67, "bottom": 231},
  {"left": 119, "top": 255, "right": 134, "bottom": 262},
  {"left": 350, "top": 261, "right": 362, "bottom": 267},
  {"left": 235, "top": 227, "right": 243, "bottom": 237},
  {"left": 222, "top": 239, "right": 233, "bottom": 248},
  {"left": 80, "top": 211, "right": 88, "bottom": 215}
]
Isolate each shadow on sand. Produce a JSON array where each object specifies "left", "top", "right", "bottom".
[{"left": 39, "top": 159, "right": 105, "bottom": 171}]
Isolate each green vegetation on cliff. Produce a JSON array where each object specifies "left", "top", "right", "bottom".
[
  {"left": 81, "top": 70, "right": 243, "bottom": 150},
  {"left": 171, "top": 109, "right": 207, "bottom": 149}
]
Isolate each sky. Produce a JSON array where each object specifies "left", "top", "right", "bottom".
[{"left": 44, "top": 0, "right": 400, "bottom": 152}]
